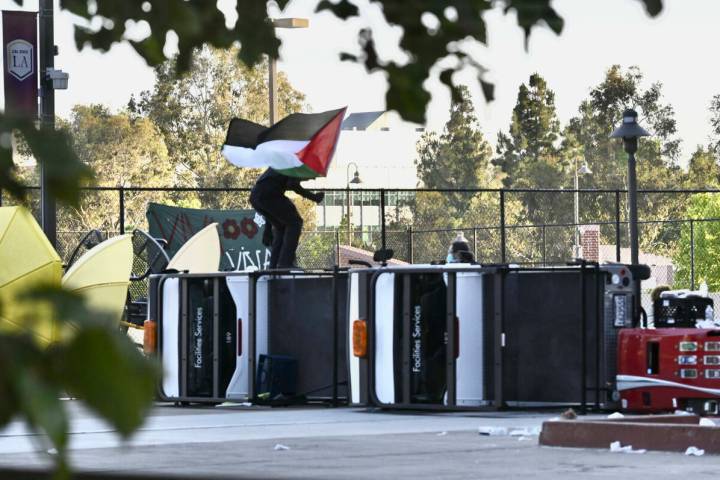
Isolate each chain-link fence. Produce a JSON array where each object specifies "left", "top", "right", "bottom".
[{"left": 5, "top": 186, "right": 720, "bottom": 294}]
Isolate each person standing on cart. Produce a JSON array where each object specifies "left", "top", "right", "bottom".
[
  {"left": 221, "top": 107, "right": 347, "bottom": 269},
  {"left": 250, "top": 168, "right": 324, "bottom": 269}
]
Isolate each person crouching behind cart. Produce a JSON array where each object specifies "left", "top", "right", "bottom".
[
  {"left": 446, "top": 232, "right": 475, "bottom": 264},
  {"left": 250, "top": 168, "right": 324, "bottom": 269}
]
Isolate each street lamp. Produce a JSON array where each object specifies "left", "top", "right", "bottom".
[
  {"left": 610, "top": 108, "right": 650, "bottom": 266},
  {"left": 346, "top": 162, "right": 362, "bottom": 244},
  {"left": 573, "top": 160, "right": 592, "bottom": 258},
  {"left": 269, "top": 18, "right": 309, "bottom": 125},
  {"left": 611, "top": 109, "right": 650, "bottom": 326}
]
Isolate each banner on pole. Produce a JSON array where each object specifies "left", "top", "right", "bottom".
[{"left": 2, "top": 11, "right": 38, "bottom": 118}]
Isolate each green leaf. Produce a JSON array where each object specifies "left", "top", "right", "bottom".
[
  {"left": 385, "top": 64, "right": 431, "bottom": 124},
  {"left": 15, "top": 367, "right": 68, "bottom": 452},
  {"left": 480, "top": 79, "right": 495, "bottom": 103},
  {"left": 316, "top": 0, "right": 359, "bottom": 19},
  {"left": 639, "top": 0, "right": 664, "bottom": 16},
  {"left": 505, "top": 0, "right": 564, "bottom": 41},
  {"left": 19, "top": 285, "right": 115, "bottom": 329},
  {"left": 2, "top": 114, "right": 94, "bottom": 207},
  {"left": 58, "top": 327, "right": 159, "bottom": 437}
]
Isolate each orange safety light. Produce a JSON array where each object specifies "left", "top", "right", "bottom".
[
  {"left": 353, "top": 319, "right": 368, "bottom": 358},
  {"left": 143, "top": 319, "right": 157, "bottom": 355}
]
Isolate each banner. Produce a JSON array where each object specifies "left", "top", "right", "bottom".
[
  {"left": 2, "top": 11, "right": 38, "bottom": 118},
  {"left": 146, "top": 203, "right": 269, "bottom": 271}
]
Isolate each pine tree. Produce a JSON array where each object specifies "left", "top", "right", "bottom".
[
  {"left": 415, "top": 85, "right": 494, "bottom": 212},
  {"left": 494, "top": 73, "right": 564, "bottom": 189}
]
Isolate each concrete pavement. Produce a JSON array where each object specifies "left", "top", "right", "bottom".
[{"left": 0, "top": 402, "right": 717, "bottom": 479}]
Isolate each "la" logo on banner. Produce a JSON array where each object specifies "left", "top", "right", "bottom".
[{"left": 7, "top": 39, "right": 33, "bottom": 81}]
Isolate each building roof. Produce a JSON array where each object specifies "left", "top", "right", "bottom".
[
  {"left": 598, "top": 245, "right": 674, "bottom": 266},
  {"left": 341, "top": 111, "right": 387, "bottom": 131}
]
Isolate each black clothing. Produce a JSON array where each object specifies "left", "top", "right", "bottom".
[
  {"left": 251, "top": 168, "right": 320, "bottom": 200},
  {"left": 250, "top": 168, "right": 321, "bottom": 269}
]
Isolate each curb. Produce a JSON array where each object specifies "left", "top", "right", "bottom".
[{"left": 539, "top": 415, "right": 720, "bottom": 454}]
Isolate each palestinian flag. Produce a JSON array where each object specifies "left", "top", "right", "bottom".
[{"left": 221, "top": 107, "right": 346, "bottom": 179}]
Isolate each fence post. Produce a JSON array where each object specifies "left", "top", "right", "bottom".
[
  {"left": 335, "top": 228, "right": 340, "bottom": 266},
  {"left": 407, "top": 226, "right": 413, "bottom": 263},
  {"left": 690, "top": 220, "right": 695, "bottom": 290},
  {"left": 0, "top": 188, "right": 3, "bottom": 207},
  {"left": 119, "top": 187, "right": 125, "bottom": 234},
  {"left": 541, "top": 225, "right": 546, "bottom": 267},
  {"left": 380, "top": 188, "right": 386, "bottom": 252},
  {"left": 499, "top": 190, "right": 506, "bottom": 264},
  {"left": 472, "top": 227, "right": 477, "bottom": 260},
  {"left": 615, "top": 190, "right": 621, "bottom": 262}
]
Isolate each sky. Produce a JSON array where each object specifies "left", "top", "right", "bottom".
[{"left": 2, "top": 0, "right": 719, "bottom": 164}]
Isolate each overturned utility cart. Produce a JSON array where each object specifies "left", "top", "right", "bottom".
[
  {"left": 347, "top": 263, "right": 647, "bottom": 411},
  {"left": 148, "top": 269, "right": 348, "bottom": 405}
]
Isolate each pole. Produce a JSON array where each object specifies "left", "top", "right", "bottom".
[
  {"left": 627, "top": 152, "right": 639, "bottom": 266},
  {"left": 627, "top": 150, "right": 641, "bottom": 321},
  {"left": 615, "top": 190, "right": 621, "bottom": 262},
  {"left": 574, "top": 162, "right": 580, "bottom": 258},
  {"left": 118, "top": 187, "right": 125, "bottom": 234},
  {"left": 39, "top": 0, "right": 56, "bottom": 247},
  {"left": 499, "top": 190, "right": 506, "bottom": 264},
  {"left": 407, "top": 226, "right": 413, "bottom": 263},
  {"left": 690, "top": 220, "right": 695, "bottom": 290},
  {"left": 346, "top": 185, "right": 351, "bottom": 245},
  {"left": 380, "top": 188, "right": 386, "bottom": 253},
  {"left": 268, "top": 56, "right": 278, "bottom": 125}
]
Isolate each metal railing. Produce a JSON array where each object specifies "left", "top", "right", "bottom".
[{"left": 3, "top": 185, "right": 720, "bottom": 292}]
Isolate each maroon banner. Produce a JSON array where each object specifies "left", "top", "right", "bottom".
[{"left": 3, "top": 11, "right": 38, "bottom": 118}]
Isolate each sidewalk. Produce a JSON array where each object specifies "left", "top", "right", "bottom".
[{"left": 0, "top": 402, "right": 717, "bottom": 479}]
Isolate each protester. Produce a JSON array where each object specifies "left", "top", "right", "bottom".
[
  {"left": 446, "top": 232, "right": 475, "bottom": 263},
  {"left": 250, "top": 168, "right": 324, "bottom": 269}
]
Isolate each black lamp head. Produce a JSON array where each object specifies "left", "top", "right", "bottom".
[{"left": 610, "top": 109, "right": 650, "bottom": 153}]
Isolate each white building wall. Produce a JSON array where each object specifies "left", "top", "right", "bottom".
[{"left": 307, "top": 122, "right": 423, "bottom": 228}]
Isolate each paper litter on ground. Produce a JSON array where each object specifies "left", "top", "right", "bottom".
[
  {"left": 274, "top": 444, "right": 290, "bottom": 451},
  {"left": 607, "top": 412, "right": 624, "bottom": 419},
  {"left": 478, "top": 426, "right": 540, "bottom": 437},
  {"left": 699, "top": 418, "right": 716, "bottom": 426},
  {"left": 685, "top": 446, "right": 705, "bottom": 456},
  {"left": 610, "top": 441, "right": 646, "bottom": 454}
]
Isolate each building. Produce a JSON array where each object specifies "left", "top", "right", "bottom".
[
  {"left": 306, "top": 111, "right": 425, "bottom": 235},
  {"left": 580, "top": 225, "right": 674, "bottom": 289}
]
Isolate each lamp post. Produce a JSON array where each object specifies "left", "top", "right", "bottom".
[
  {"left": 573, "top": 160, "right": 592, "bottom": 258},
  {"left": 610, "top": 108, "right": 650, "bottom": 266},
  {"left": 346, "top": 162, "right": 362, "bottom": 245},
  {"left": 269, "top": 18, "right": 308, "bottom": 125},
  {"left": 611, "top": 108, "right": 650, "bottom": 325}
]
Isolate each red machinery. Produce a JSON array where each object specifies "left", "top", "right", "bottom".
[{"left": 617, "top": 328, "right": 720, "bottom": 414}]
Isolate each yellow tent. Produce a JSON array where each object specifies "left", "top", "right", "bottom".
[
  {"left": 166, "top": 222, "right": 221, "bottom": 273},
  {"left": 0, "top": 206, "right": 63, "bottom": 344},
  {"left": 61, "top": 234, "right": 133, "bottom": 329}
]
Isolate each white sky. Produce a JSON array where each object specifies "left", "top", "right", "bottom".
[{"left": 2, "top": 0, "right": 719, "bottom": 163}]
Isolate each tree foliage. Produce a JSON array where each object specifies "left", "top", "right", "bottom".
[
  {"left": 130, "top": 46, "right": 307, "bottom": 208},
  {"left": 564, "top": 65, "right": 683, "bottom": 254},
  {"left": 494, "top": 73, "right": 570, "bottom": 230},
  {"left": 61, "top": 105, "right": 175, "bottom": 233},
  {"left": 673, "top": 194, "right": 720, "bottom": 290}
]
